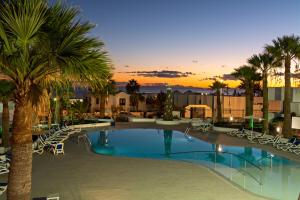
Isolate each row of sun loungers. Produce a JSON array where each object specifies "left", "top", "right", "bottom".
[
  {"left": 225, "top": 128, "right": 300, "bottom": 155},
  {"left": 33, "top": 126, "right": 81, "bottom": 155},
  {"left": 0, "top": 155, "right": 10, "bottom": 196}
]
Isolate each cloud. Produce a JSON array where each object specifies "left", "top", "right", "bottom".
[
  {"left": 122, "top": 70, "right": 196, "bottom": 78},
  {"left": 221, "top": 74, "right": 237, "bottom": 80}
]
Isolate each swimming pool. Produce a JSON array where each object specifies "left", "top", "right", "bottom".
[{"left": 87, "top": 128, "right": 300, "bottom": 200}]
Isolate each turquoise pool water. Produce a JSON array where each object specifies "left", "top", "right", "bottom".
[{"left": 87, "top": 128, "right": 300, "bottom": 200}]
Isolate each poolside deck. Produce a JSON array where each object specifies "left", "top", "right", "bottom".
[{"left": 3, "top": 122, "right": 298, "bottom": 199}]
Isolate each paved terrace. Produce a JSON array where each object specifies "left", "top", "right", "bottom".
[{"left": 3, "top": 122, "right": 300, "bottom": 200}]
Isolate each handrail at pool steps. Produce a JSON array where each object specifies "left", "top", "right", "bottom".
[
  {"left": 165, "top": 150, "right": 263, "bottom": 187},
  {"left": 78, "top": 134, "right": 92, "bottom": 150},
  {"left": 167, "top": 150, "right": 262, "bottom": 171}
]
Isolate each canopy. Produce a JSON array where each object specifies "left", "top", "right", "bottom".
[{"left": 185, "top": 105, "right": 211, "bottom": 110}]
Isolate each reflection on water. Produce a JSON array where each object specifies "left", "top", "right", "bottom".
[
  {"left": 92, "top": 130, "right": 115, "bottom": 155},
  {"left": 88, "top": 129, "right": 300, "bottom": 200},
  {"left": 164, "top": 130, "right": 173, "bottom": 157}
]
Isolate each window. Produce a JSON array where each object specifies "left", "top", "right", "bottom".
[
  {"left": 275, "top": 88, "right": 281, "bottom": 100},
  {"left": 119, "top": 98, "right": 126, "bottom": 106},
  {"left": 96, "top": 98, "right": 99, "bottom": 104}
]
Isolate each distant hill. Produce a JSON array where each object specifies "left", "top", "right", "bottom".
[{"left": 116, "top": 82, "right": 243, "bottom": 95}]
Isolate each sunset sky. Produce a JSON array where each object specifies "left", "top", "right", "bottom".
[{"left": 70, "top": 0, "right": 300, "bottom": 88}]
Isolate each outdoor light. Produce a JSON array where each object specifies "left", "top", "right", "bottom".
[
  {"left": 217, "top": 145, "right": 223, "bottom": 152},
  {"left": 270, "top": 153, "right": 274, "bottom": 158},
  {"left": 259, "top": 118, "right": 263, "bottom": 122},
  {"left": 53, "top": 97, "right": 57, "bottom": 101},
  {"left": 276, "top": 126, "right": 281, "bottom": 133},
  {"left": 229, "top": 116, "right": 234, "bottom": 122},
  {"left": 80, "top": 99, "right": 83, "bottom": 102}
]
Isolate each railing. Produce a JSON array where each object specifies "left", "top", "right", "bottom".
[
  {"left": 164, "top": 150, "right": 263, "bottom": 188},
  {"left": 78, "top": 134, "right": 92, "bottom": 151},
  {"left": 168, "top": 150, "right": 262, "bottom": 170}
]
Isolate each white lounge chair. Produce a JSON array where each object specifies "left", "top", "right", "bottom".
[
  {"left": 288, "top": 143, "right": 300, "bottom": 154},
  {"left": 0, "top": 166, "right": 9, "bottom": 175},
  {"left": 247, "top": 131, "right": 266, "bottom": 143},
  {"left": 258, "top": 134, "right": 280, "bottom": 145},
  {"left": 0, "top": 183, "right": 7, "bottom": 196},
  {"left": 275, "top": 138, "right": 296, "bottom": 151},
  {"left": 226, "top": 128, "right": 245, "bottom": 136}
]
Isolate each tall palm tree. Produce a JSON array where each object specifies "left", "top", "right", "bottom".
[
  {"left": 266, "top": 35, "right": 300, "bottom": 137},
  {"left": 232, "top": 66, "right": 261, "bottom": 126},
  {"left": 126, "top": 79, "right": 141, "bottom": 111},
  {"left": 210, "top": 80, "right": 227, "bottom": 122},
  {"left": 0, "top": 80, "right": 14, "bottom": 147},
  {"left": 0, "top": 1, "right": 110, "bottom": 199},
  {"left": 248, "top": 53, "right": 281, "bottom": 133}
]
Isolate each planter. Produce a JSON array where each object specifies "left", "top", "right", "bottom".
[
  {"left": 156, "top": 119, "right": 180, "bottom": 125},
  {"left": 128, "top": 117, "right": 156, "bottom": 123}
]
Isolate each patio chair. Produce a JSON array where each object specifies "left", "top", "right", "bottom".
[{"left": 51, "top": 143, "right": 64, "bottom": 155}]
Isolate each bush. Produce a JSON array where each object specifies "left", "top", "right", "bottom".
[{"left": 115, "top": 116, "right": 128, "bottom": 122}]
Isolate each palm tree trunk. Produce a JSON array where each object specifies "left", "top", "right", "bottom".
[
  {"left": 283, "top": 57, "right": 292, "bottom": 137},
  {"left": 100, "top": 94, "right": 106, "bottom": 118},
  {"left": 249, "top": 83, "right": 254, "bottom": 116},
  {"left": 2, "top": 99, "right": 10, "bottom": 147},
  {"left": 54, "top": 95, "right": 60, "bottom": 124},
  {"left": 262, "top": 72, "right": 269, "bottom": 134},
  {"left": 245, "top": 82, "right": 252, "bottom": 129},
  {"left": 7, "top": 98, "right": 32, "bottom": 200},
  {"left": 245, "top": 83, "right": 251, "bottom": 116},
  {"left": 48, "top": 111, "right": 52, "bottom": 129},
  {"left": 216, "top": 90, "right": 222, "bottom": 122}
]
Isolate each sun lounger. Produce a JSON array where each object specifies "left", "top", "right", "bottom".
[
  {"left": 0, "top": 166, "right": 9, "bottom": 175},
  {"left": 0, "top": 183, "right": 7, "bottom": 196},
  {"left": 258, "top": 135, "right": 280, "bottom": 145},
  {"left": 192, "top": 121, "right": 212, "bottom": 132},
  {"left": 288, "top": 143, "right": 300, "bottom": 154},
  {"left": 236, "top": 129, "right": 252, "bottom": 138},
  {"left": 247, "top": 131, "right": 266, "bottom": 143},
  {"left": 275, "top": 137, "right": 296, "bottom": 151}
]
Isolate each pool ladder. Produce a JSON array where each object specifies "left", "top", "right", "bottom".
[
  {"left": 78, "top": 134, "right": 92, "bottom": 151},
  {"left": 184, "top": 127, "right": 191, "bottom": 135}
]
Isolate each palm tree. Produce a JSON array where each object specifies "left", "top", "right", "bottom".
[
  {"left": 0, "top": 80, "right": 14, "bottom": 147},
  {"left": 0, "top": 1, "right": 110, "bottom": 199},
  {"left": 92, "top": 79, "right": 116, "bottom": 118},
  {"left": 210, "top": 80, "right": 227, "bottom": 123},
  {"left": 232, "top": 66, "right": 261, "bottom": 126},
  {"left": 126, "top": 79, "right": 141, "bottom": 111},
  {"left": 248, "top": 53, "right": 281, "bottom": 133},
  {"left": 156, "top": 91, "right": 166, "bottom": 117},
  {"left": 266, "top": 35, "right": 300, "bottom": 137}
]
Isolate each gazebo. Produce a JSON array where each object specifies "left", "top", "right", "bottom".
[{"left": 184, "top": 104, "right": 212, "bottom": 119}]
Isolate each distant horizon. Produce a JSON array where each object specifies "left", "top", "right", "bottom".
[{"left": 70, "top": 0, "right": 300, "bottom": 87}]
